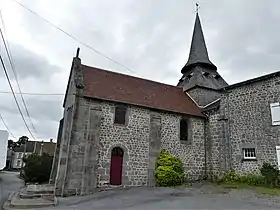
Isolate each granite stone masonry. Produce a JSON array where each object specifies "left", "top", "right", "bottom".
[
  {"left": 54, "top": 94, "right": 206, "bottom": 195},
  {"left": 221, "top": 75, "right": 280, "bottom": 174}
]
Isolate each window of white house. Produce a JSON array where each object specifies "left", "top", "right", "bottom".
[
  {"left": 270, "top": 102, "right": 280, "bottom": 125},
  {"left": 18, "top": 153, "right": 22, "bottom": 158},
  {"left": 243, "top": 148, "right": 256, "bottom": 160},
  {"left": 16, "top": 160, "right": 21, "bottom": 166}
]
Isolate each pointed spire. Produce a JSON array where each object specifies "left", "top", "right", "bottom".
[{"left": 181, "top": 12, "right": 217, "bottom": 73}]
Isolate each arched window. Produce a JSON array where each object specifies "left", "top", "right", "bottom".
[{"left": 180, "top": 119, "right": 188, "bottom": 141}]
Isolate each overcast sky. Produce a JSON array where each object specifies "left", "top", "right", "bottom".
[{"left": 0, "top": 0, "right": 279, "bottom": 141}]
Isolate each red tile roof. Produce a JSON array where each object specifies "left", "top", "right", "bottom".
[{"left": 82, "top": 65, "right": 204, "bottom": 117}]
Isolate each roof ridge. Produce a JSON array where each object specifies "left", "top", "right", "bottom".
[
  {"left": 82, "top": 64, "right": 182, "bottom": 89},
  {"left": 222, "top": 70, "right": 280, "bottom": 90}
]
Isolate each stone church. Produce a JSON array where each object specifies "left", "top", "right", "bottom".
[{"left": 49, "top": 12, "right": 280, "bottom": 196}]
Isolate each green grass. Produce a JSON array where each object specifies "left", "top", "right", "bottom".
[
  {"left": 218, "top": 182, "right": 280, "bottom": 196},
  {"left": 255, "top": 187, "right": 280, "bottom": 195}
]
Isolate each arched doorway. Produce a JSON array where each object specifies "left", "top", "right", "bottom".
[{"left": 110, "top": 147, "right": 124, "bottom": 185}]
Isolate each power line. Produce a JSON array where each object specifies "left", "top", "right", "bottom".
[
  {"left": 0, "top": 54, "right": 36, "bottom": 140},
  {"left": 0, "top": 11, "right": 37, "bottom": 134},
  {"left": 11, "top": 0, "right": 136, "bottom": 74},
  {"left": 0, "top": 113, "right": 15, "bottom": 138},
  {"left": 0, "top": 91, "right": 67, "bottom": 95}
]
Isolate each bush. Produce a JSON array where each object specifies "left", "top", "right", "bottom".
[
  {"left": 22, "top": 153, "right": 53, "bottom": 184},
  {"left": 260, "top": 162, "right": 280, "bottom": 187},
  {"left": 218, "top": 169, "right": 264, "bottom": 186},
  {"left": 239, "top": 173, "right": 264, "bottom": 186},
  {"left": 155, "top": 150, "right": 185, "bottom": 187}
]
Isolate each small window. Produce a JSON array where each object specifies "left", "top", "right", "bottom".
[
  {"left": 18, "top": 153, "right": 22, "bottom": 158},
  {"left": 16, "top": 160, "right": 21, "bottom": 166},
  {"left": 243, "top": 148, "right": 256, "bottom": 160},
  {"left": 270, "top": 102, "right": 280, "bottom": 125},
  {"left": 114, "top": 105, "right": 127, "bottom": 125},
  {"left": 180, "top": 119, "right": 188, "bottom": 140}
]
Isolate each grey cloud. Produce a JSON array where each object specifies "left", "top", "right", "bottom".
[
  {"left": 0, "top": 42, "right": 62, "bottom": 80},
  {"left": 0, "top": 95, "right": 63, "bottom": 140}
]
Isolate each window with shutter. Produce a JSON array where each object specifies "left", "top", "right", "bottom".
[
  {"left": 180, "top": 119, "right": 188, "bottom": 140},
  {"left": 270, "top": 102, "right": 280, "bottom": 125},
  {"left": 114, "top": 106, "right": 127, "bottom": 125}
]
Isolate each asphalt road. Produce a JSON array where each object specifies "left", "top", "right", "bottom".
[
  {"left": 47, "top": 184, "right": 280, "bottom": 210},
  {"left": 0, "top": 171, "right": 23, "bottom": 207}
]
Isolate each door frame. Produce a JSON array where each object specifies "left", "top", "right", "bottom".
[{"left": 109, "top": 147, "right": 124, "bottom": 185}]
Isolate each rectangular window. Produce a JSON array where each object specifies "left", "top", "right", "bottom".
[
  {"left": 180, "top": 119, "right": 188, "bottom": 140},
  {"left": 16, "top": 160, "right": 21, "bottom": 166},
  {"left": 270, "top": 102, "right": 280, "bottom": 125},
  {"left": 114, "top": 105, "right": 127, "bottom": 125},
  {"left": 243, "top": 148, "right": 256, "bottom": 160},
  {"left": 18, "top": 153, "right": 22, "bottom": 158}
]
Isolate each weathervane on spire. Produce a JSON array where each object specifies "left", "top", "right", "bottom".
[{"left": 195, "top": 3, "right": 200, "bottom": 13}]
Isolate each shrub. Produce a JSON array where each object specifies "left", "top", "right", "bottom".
[
  {"left": 260, "top": 162, "right": 280, "bottom": 187},
  {"left": 155, "top": 150, "right": 185, "bottom": 187},
  {"left": 239, "top": 173, "right": 264, "bottom": 186},
  {"left": 218, "top": 170, "right": 264, "bottom": 186},
  {"left": 155, "top": 166, "right": 184, "bottom": 187},
  {"left": 218, "top": 169, "right": 240, "bottom": 184},
  {"left": 22, "top": 153, "right": 53, "bottom": 184}
]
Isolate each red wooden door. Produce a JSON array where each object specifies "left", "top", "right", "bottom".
[{"left": 110, "top": 147, "right": 124, "bottom": 185}]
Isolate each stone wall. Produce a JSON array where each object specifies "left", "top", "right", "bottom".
[
  {"left": 204, "top": 111, "right": 223, "bottom": 179},
  {"left": 90, "top": 100, "right": 151, "bottom": 187},
  {"left": 160, "top": 112, "right": 206, "bottom": 180},
  {"left": 221, "top": 75, "right": 280, "bottom": 174}
]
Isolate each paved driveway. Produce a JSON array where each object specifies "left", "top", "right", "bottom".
[
  {"left": 0, "top": 171, "right": 23, "bottom": 207},
  {"left": 48, "top": 184, "right": 280, "bottom": 210}
]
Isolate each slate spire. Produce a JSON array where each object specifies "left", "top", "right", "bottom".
[{"left": 181, "top": 12, "right": 217, "bottom": 73}]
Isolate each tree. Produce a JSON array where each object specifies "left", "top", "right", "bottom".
[
  {"left": 7, "top": 140, "right": 17, "bottom": 150},
  {"left": 17, "top": 136, "right": 29, "bottom": 146},
  {"left": 22, "top": 153, "right": 53, "bottom": 184}
]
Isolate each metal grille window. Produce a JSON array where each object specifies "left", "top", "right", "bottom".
[
  {"left": 114, "top": 106, "right": 127, "bottom": 125},
  {"left": 243, "top": 148, "right": 256, "bottom": 159},
  {"left": 270, "top": 103, "right": 280, "bottom": 125},
  {"left": 180, "top": 119, "right": 188, "bottom": 140}
]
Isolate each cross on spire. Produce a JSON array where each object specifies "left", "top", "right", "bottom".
[{"left": 195, "top": 3, "right": 200, "bottom": 13}]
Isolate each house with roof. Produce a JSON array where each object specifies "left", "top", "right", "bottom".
[
  {"left": 51, "top": 12, "right": 280, "bottom": 196},
  {"left": 12, "top": 140, "right": 56, "bottom": 169}
]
